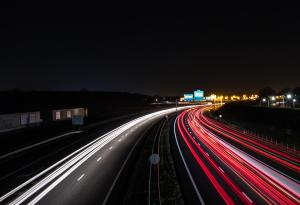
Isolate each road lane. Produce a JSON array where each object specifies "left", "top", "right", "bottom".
[
  {"left": 174, "top": 106, "right": 300, "bottom": 204},
  {"left": 0, "top": 115, "right": 145, "bottom": 197},
  {"left": 1, "top": 106, "right": 192, "bottom": 204}
]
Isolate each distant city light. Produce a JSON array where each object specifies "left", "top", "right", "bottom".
[
  {"left": 210, "top": 94, "right": 217, "bottom": 100},
  {"left": 262, "top": 98, "right": 266, "bottom": 102},
  {"left": 181, "top": 92, "right": 259, "bottom": 103},
  {"left": 287, "top": 94, "right": 292, "bottom": 99},
  {"left": 271, "top": 96, "right": 276, "bottom": 101}
]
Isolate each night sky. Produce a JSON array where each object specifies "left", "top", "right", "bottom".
[{"left": 1, "top": 5, "right": 300, "bottom": 95}]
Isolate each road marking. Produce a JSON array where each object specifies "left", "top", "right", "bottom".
[
  {"left": 242, "top": 192, "right": 253, "bottom": 203},
  {"left": 173, "top": 117, "right": 206, "bottom": 205},
  {"left": 4, "top": 106, "right": 196, "bottom": 205},
  {"left": 102, "top": 122, "right": 153, "bottom": 205},
  {"left": 97, "top": 156, "right": 102, "bottom": 162},
  {"left": 77, "top": 174, "right": 85, "bottom": 181},
  {"left": 148, "top": 119, "right": 166, "bottom": 205},
  {"left": 0, "top": 131, "right": 83, "bottom": 160}
]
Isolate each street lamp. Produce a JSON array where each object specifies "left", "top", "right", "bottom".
[
  {"left": 281, "top": 95, "right": 286, "bottom": 108},
  {"left": 268, "top": 96, "right": 275, "bottom": 107},
  {"left": 293, "top": 99, "right": 296, "bottom": 108},
  {"left": 286, "top": 94, "right": 293, "bottom": 107},
  {"left": 261, "top": 98, "right": 266, "bottom": 107},
  {"left": 220, "top": 96, "right": 223, "bottom": 105}
]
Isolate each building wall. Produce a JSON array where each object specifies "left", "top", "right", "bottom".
[
  {"left": 0, "top": 111, "right": 41, "bottom": 131},
  {"left": 0, "top": 113, "right": 22, "bottom": 130},
  {"left": 52, "top": 108, "right": 87, "bottom": 121}
]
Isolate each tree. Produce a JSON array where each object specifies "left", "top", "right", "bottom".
[
  {"left": 258, "top": 87, "right": 276, "bottom": 98},
  {"left": 80, "top": 88, "right": 89, "bottom": 92},
  {"left": 277, "top": 88, "right": 292, "bottom": 96},
  {"left": 293, "top": 87, "right": 300, "bottom": 97}
]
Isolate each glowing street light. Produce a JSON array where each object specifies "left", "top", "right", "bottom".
[
  {"left": 271, "top": 96, "right": 276, "bottom": 101},
  {"left": 219, "top": 95, "right": 224, "bottom": 105},
  {"left": 261, "top": 98, "right": 267, "bottom": 107},
  {"left": 286, "top": 94, "right": 293, "bottom": 108},
  {"left": 210, "top": 94, "right": 216, "bottom": 100},
  {"left": 293, "top": 99, "right": 296, "bottom": 108}
]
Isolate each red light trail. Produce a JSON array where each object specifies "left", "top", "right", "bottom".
[{"left": 175, "top": 106, "right": 300, "bottom": 204}]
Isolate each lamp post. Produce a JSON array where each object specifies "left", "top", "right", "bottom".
[
  {"left": 282, "top": 95, "right": 285, "bottom": 108},
  {"left": 270, "top": 96, "right": 275, "bottom": 107},
  {"left": 262, "top": 98, "right": 266, "bottom": 107},
  {"left": 293, "top": 99, "right": 296, "bottom": 108},
  {"left": 286, "top": 94, "right": 292, "bottom": 108}
]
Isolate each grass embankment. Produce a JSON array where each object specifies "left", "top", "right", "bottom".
[
  {"left": 123, "top": 115, "right": 183, "bottom": 205},
  {"left": 213, "top": 102, "right": 300, "bottom": 148},
  {"left": 159, "top": 117, "right": 184, "bottom": 205}
]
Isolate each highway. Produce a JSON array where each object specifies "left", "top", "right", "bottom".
[
  {"left": 2, "top": 104, "right": 299, "bottom": 204},
  {"left": 0, "top": 106, "right": 190, "bottom": 205},
  {"left": 173, "top": 106, "right": 300, "bottom": 204},
  {"left": 0, "top": 113, "right": 145, "bottom": 197}
]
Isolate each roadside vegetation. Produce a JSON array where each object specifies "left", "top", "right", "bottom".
[{"left": 212, "top": 101, "right": 300, "bottom": 149}]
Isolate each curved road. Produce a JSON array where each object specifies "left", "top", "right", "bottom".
[
  {"left": 173, "top": 106, "right": 300, "bottom": 205},
  {"left": 0, "top": 107, "right": 190, "bottom": 205}
]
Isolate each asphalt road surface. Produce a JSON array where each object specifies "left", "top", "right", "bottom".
[
  {"left": 0, "top": 106, "right": 190, "bottom": 205},
  {"left": 172, "top": 106, "right": 300, "bottom": 205},
  {"left": 3, "top": 104, "right": 299, "bottom": 205}
]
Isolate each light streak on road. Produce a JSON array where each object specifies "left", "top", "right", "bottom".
[
  {"left": 196, "top": 108, "right": 300, "bottom": 172},
  {"left": 176, "top": 107, "right": 300, "bottom": 204},
  {"left": 0, "top": 106, "right": 194, "bottom": 205},
  {"left": 77, "top": 174, "right": 85, "bottom": 181}
]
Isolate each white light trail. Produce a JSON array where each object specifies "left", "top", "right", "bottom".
[{"left": 1, "top": 106, "right": 195, "bottom": 205}]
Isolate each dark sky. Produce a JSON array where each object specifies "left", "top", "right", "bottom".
[{"left": 1, "top": 4, "right": 300, "bottom": 95}]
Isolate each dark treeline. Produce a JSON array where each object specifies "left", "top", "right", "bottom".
[
  {"left": 258, "top": 87, "right": 300, "bottom": 98},
  {"left": 0, "top": 91, "right": 155, "bottom": 115},
  {"left": 214, "top": 101, "right": 300, "bottom": 145}
]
